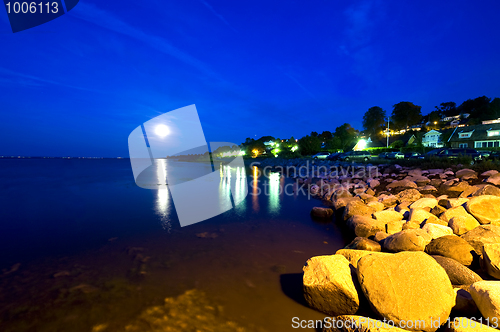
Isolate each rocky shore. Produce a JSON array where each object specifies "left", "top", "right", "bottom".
[{"left": 259, "top": 158, "right": 500, "bottom": 332}]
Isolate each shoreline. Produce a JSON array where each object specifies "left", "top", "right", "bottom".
[{"left": 255, "top": 158, "right": 500, "bottom": 331}]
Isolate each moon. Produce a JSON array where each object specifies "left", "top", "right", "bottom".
[{"left": 155, "top": 124, "right": 170, "bottom": 137}]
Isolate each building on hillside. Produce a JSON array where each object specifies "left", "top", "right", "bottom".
[
  {"left": 448, "top": 123, "right": 500, "bottom": 148},
  {"left": 421, "top": 129, "right": 455, "bottom": 148},
  {"left": 422, "top": 130, "right": 443, "bottom": 148},
  {"left": 483, "top": 118, "right": 500, "bottom": 125},
  {"left": 360, "top": 132, "right": 417, "bottom": 150}
]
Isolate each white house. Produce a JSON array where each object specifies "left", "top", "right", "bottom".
[{"left": 422, "top": 130, "right": 444, "bottom": 148}]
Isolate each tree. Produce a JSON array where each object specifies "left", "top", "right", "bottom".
[
  {"left": 435, "top": 102, "right": 457, "bottom": 117},
  {"left": 310, "top": 131, "right": 319, "bottom": 137},
  {"left": 319, "top": 131, "right": 333, "bottom": 140},
  {"left": 488, "top": 98, "right": 500, "bottom": 120},
  {"left": 362, "top": 106, "right": 386, "bottom": 138},
  {"left": 458, "top": 96, "right": 490, "bottom": 122},
  {"left": 427, "top": 110, "right": 442, "bottom": 124},
  {"left": 257, "top": 136, "right": 275, "bottom": 142},
  {"left": 391, "top": 102, "right": 422, "bottom": 130},
  {"left": 334, "top": 123, "right": 357, "bottom": 151},
  {"left": 390, "top": 140, "right": 404, "bottom": 149},
  {"left": 298, "top": 135, "right": 321, "bottom": 155},
  {"left": 245, "top": 140, "right": 266, "bottom": 157}
]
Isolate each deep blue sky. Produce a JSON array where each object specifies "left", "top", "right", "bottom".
[{"left": 1, "top": 0, "right": 500, "bottom": 157}]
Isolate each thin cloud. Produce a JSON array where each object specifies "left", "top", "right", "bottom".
[
  {"left": 198, "top": 0, "right": 237, "bottom": 32},
  {"left": 0, "top": 67, "right": 96, "bottom": 91},
  {"left": 69, "top": 2, "right": 222, "bottom": 80},
  {"left": 284, "top": 72, "right": 323, "bottom": 106},
  {"left": 343, "top": 0, "right": 374, "bottom": 48}
]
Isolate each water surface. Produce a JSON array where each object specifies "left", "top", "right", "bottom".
[{"left": 0, "top": 159, "right": 348, "bottom": 331}]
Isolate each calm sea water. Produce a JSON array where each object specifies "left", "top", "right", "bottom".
[{"left": 0, "top": 159, "right": 348, "bottom": 331}]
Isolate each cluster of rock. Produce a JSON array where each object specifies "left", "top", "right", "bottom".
[{"left": 305, "top": 166, "right": 500, "bottom": 332}]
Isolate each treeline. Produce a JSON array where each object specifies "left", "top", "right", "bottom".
[{"left": 242, "top": 95, "right": 500, "bottom": 157}]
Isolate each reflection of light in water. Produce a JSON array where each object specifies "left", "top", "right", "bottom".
[
  {"left": 154, "top": 159, "right": 172, "bottom": 232},
  {"left": 252, "top": 166, "right": 259, "bottom": 212},
  {"left": 269, "top": 172, "right": 281, "bottom": 214},
  {"left": 234, "top": 167, "right": 247, "bottom": 213},
  {"left": 219, "top": 165, "right": 232, "bottom": 211}
]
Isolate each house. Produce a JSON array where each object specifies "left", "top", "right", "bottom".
[
  {"left": 422, "top": 130, "right": 443, "bottom": 148},
  {"left": 421, "top": 129, "right": 454, "bottom": 148},
  {"left": 365, "top": 132, "right": 417, "bottom": 149},
  {"left": 448, "top": 123, "right": 500, "bottom": 148}
]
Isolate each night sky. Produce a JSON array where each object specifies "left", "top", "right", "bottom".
[{"left": 1, "top": 0, "right": 500, "bottom": 157}]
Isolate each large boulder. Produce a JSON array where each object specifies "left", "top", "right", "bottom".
[
  {"left": 367, "top": 201, "right": 385, "bottom": 212},
  {"left": 465, "top": 195, "right": 500, "bottom": 225},
  {"left": 333, "top": 197, "right": 361, "bottom": 210},
  {"left": 483, "top": 244, "right": 500, "bottom": 279},
  {"left": 422, "top": 224, "right": 454, "bottom": 240},
  {"left": 486, "top": 173, "right": 500, "bottom": 186},
  {"left": 456, "top": 169, "right": 477, "bottom": 180},
  {"left": 335, "top": 249, "right": 392, "bottom": 269},
  {"left": 461, "top": 225, "right": 500, "bottom": 256},
  {"left": 357, "top": 251, "right": 455, "bottom": 332},
  {"left": 373, "top": 210, "right": 404, "bottom": 223},
  {"left": 410, "top": 197, "right": 438, "bottom": 210},
  {"left": 432, "top": 255, "right": 482, "bottom": 286},
  {"left": 482, "top": 170, "right": 500, "bottom": 177},
  {"left": 409, "top": 208, "right": 447, "bottom": 226},
  {"left": 396, "top": 189, "right": 421, "bottom": 203},
  {"left": 383, "top": 229, "right": 432, "bottom": 253},
  {"left": 449, "top": 216, "right": 480, "bottom": 236},
  {"left": 472, "top": 185, "right": 500, "bottom": 197},
  {"left": 444, "top": 198, "right": 469, "bottom": 209},
  {"left": 345, "top": 237, "right": 381, "bottom": 252},
  {"left": 311, "top": 207, "right": 334, "bottom": 219},
  {"left": 425, "top": 236, "right": 475, "bottom": 267},
  {"left": 386, "top": 220, "right": 405, "bottom": 235},
  {"left": 303, "top": 255, "right": 360, "bottom": 316},
  {"left": 387, "top": 179, "right": 418, "bottom": 190},
  {"left": 347, "top": 215, "right": 386, "bottom": 238},
  {"left": 440, "top": 206, "right": 478, "bottom": 224},
  {"left": 469, "top": 281, "right": 500, "bottom": 322},
  {"left": 343, "top": 201, "right": 377, "bottom": 221}
]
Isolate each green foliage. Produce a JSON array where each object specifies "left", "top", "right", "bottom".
[
  {"left": 458, "top": 96, "right": 491, "bottom": 121},
  {"left": 243, "top": 140, "right": 266, "bottom": 156},
  {"left": 298, "top": 135, "right": 321, "bottom": 155},
  {"left": 389, "top": 140, "right": 404, "bottom": 149},
  {"left": 435, "top": 102, "right": 457, "bottom": 117},
  {"left": 334, "top": 123, "right": 358, "bottom": 151},
  {"left": 362, "top": 106, "right": 386, "bottom": 138},
  {"left": 257, "top": 135, "right": 275, "bottom": 142},
  {"left": 319, "top": 131, "right": 333, "bottom": 140},
  {"left": 391, "top": 102, "right": 422, "bottom": 130}
]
